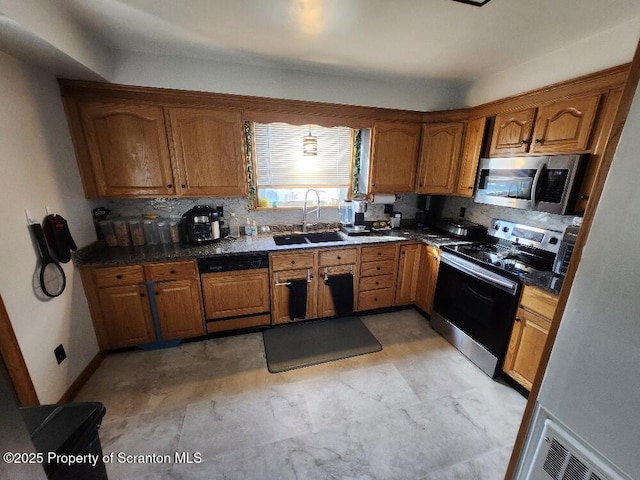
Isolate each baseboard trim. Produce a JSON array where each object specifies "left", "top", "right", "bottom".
[{"left": 57, "top": 351, "right": 105, "bottom": 404}]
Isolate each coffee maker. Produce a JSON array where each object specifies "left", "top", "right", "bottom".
[
  {"left": 339, "top": 199, "right": 370, "bottom": 235},
  {"left": 180, "top": 205, "right": 221, "bottom": 244}
]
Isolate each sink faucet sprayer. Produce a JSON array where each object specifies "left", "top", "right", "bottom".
[{"left": 302, "top": 189, "right": 321, "bottom": 233}]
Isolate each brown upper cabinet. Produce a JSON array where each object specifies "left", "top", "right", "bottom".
[
  {"left": 369, "top": 121, "right": 421, "bottom": 193},
  {"left": 489, "top": 93, "right": 601, "bottom": 156},
  {"left": 166, "top": 107, "right": 247, "bottom": 197},
  {"left": 78, "top": 101, "right": 176, "bottom": 197},
  {"left": 455, "top": 117, "right": 487, "bottom": 196},
  {"left": 416, "top": 118, "right": 486, "bottom": 196},
  {"left": 416, "top": 122, "right": 464, "bottom": 195},
  {"left": 67, "top": 99, "right": 247, "bottom": 198}
]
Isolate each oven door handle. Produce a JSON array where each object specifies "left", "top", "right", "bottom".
[
  {"left": 440, "top": 252, "right": 519, "bottom": 295},
  {"left": 531, "top": 162, "right": 545, "bottom": 206}
]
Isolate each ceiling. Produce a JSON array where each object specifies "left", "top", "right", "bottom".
[{"left": 57, "top": 0, "right": 640, "bottom": 82}]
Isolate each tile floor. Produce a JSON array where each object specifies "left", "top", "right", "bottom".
[{"left": 75, "top": 309, "right": 526, "bottom": 479}]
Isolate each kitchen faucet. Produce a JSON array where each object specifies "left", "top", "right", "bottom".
[{"left": 302, "top": 189, "right": 321, "bottom": 233}]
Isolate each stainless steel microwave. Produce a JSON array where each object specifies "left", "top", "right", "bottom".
[{"left": 474, "top": 155, "right": 586, "bottom": 215}]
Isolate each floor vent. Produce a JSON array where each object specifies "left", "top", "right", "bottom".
[{"left": 526, "top": 419, "right": 627, "bottom": 480}]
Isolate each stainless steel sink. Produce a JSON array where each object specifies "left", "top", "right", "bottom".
[{"left": 272, "top": 231, "right": 345, "bottom": 246}]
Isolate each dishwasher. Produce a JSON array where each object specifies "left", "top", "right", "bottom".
[{"left": 197, "top": 253, "right": 272, "bottom": 333}]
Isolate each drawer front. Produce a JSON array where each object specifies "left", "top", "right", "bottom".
[
  {"left": 146, "top": 260, "right": 197, "bottom": 281},
  {"left": 360, "top": 244, "right": 397, "bottom": 262},
  {"left": 520, "top": 285, "right": 558, "bottom": 320},
  {"left": 318, "top": 248, "right": 357, "bottom": 267},
  {"left": 357, "top": 288, "right": 394, "bottom": 311},
  {"left": 360, "top": 260, "right": 396, "bottom": 277},
  {"left": 93, "top": 265, "right": 144, "bottom": 288},
  {"left": 270, "top": 252, "right": 315, "bottom": 271},
  {"left": 358, "top": 274, "right": 394, "bottom": 291}
]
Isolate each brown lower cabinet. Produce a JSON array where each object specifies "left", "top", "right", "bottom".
[
  {"left": 415, "top": 245, "right": 441, "bottom": 315},
  {"left": 394, "top": 244, "right": 422, "bottom": 305},
  {"left": 200, "top": 269, "right": 271, "bottom": 333},
  {"left": 503, "top": 284, "right": 558, "bottom": 390},
  {"left": 80, "top": 260, "right": 205, "bottom": 350},
  {"left": 357, "top": 244, "right": 399, "bottom": 311},
  {"left": 270, "top": 248, "right": 358, "bottom": 324}
]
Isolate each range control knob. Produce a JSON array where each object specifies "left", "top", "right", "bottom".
[
  {"left": 494, "top": 224, "right": 500, "bottom": 230},
  {"left": 549, "top": 237, "right": 559, "bottom": 245},
  {"left": 502, "top": 226, "right": 509, "bottom": 232}
]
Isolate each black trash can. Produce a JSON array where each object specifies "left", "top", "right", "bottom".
[{"left": 20, "top": 402, "right": 108, "bottom": 480}]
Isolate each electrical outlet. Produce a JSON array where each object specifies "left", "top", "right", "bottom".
[
  {"left": 216, "top": 206, "right": 224, "bottom": 217},
  {"left": 54, "top": 344, "right": 66, "bottom": 364},
  {"left": 459, "top": 207, "right": 466, "bottom": 218}
]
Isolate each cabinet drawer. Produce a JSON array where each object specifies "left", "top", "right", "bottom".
[
  {"left": 93, "top": 265, "right": 144, "bottom": 288},
  {"left": 146, "top": 260, "right": 197, "bottom": 281},
  {"left": 270, "top": 252, "right": 315, "bottom": 271},
  {"left": 357, "top": 288, "right": 394, "bottom": 311},
  {"left": 360, "top": 244, "right": 397, "bottom": 262},
  {"left": 360, "top": 260, "right": 396, "bottom": 277},
  {"left": 318, "top": 248, "right": 357, "bottom": 267},
  {"left": 520, "top": 285, "right": 558, "bottom": 320},
  {"left": 358, "top": 274, "right": 394, "bottom": 291}
]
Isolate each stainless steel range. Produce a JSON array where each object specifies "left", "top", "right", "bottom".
[{"left": 431, "top": 219, "right": 562, "bottom": 377}]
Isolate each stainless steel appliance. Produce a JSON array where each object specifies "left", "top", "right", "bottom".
[
  {"left": 475, "top": 155, "right": 586, "bottom": 214},
  {"left": 431, "top": 219, "right": 562, "bottom": 377},
  {"left": 553, "top": 225, "right": 580, "bottom": 276},
  {"left": 181, "top": 205, "right": 221, "bottom": 244},
  {"left": 340, "top": 199, "right": 370, "bottom": 235}
]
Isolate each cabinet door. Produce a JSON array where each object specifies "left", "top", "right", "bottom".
[
  {"left": 271, "top": 269, "right": 317, "bottom": 324},
  {"left": 415, "top": 245, "right": 440, "bottom": 314},
  {"left": 154, "top": 279, "right": 205, "bottom": 340},
  {"left": 489, "top": 108, "right": 536, "bottom": 156},
  {"left": 201, "top": 270, "right": 270, "bottom": 319},
  {"left": 97, "top": 284, "right": 155, "bottom": 349},
  {"left": 167, "top": 108, "right": 247, "bottom": 196},
  {"left": 503, "top": 308, "right": 551, "bottom": 390},
  {"left": 318, "top": 265, "right": 356, "bottom": 318},
  {"left": 79, "top": 101, "right": 175, "bottom": 197},
  {"left": 455, "top": 117, "right": 486, "bottom": 196},
  {"left": 530, "top": 94, "right": 600, "bottom": 154},
  {"left": 416, "top": 122, "right": 464, "bottom": 194},
  {"left": 369, "top": 122, "right": 421, "bottom": 193},
  {"left": 394, "top": 244, "right": 422, "bottom": 305}
]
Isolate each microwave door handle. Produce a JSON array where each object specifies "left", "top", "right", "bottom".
[{"left": 531, "top": 163, "right": 545, "bottom": 205}]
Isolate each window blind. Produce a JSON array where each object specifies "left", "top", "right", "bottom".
[{"left": 254, "top": 123, "right": 353, "bottom": 188}]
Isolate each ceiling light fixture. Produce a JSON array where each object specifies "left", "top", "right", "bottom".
[
  {"left": 303, "top": 126, "right": 318, "bottom": 156},
  {"left": 451, "top": 0, "right": 492, "bottom": 6}
]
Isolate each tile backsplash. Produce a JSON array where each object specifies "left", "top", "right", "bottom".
[
  {"left": 91, "top": 194, "right": 421, "bottom": 230},
  {"left": 441, "top": 196, "right": 581, "bottom": 233}
]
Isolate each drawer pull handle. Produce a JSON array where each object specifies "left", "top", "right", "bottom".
[
  {"left": 291, "top": 260, "right": 296, "bottom": 265},
  {"left": 140, "top": 293, "right": 145, "bottom": 298},
  {"left": 181, "top": 184, "right": 186, "bottom": 189},
  {"left": 170, "top": 270, "right": 176, "bottom": 274},
  {"left": 374, "top": 297, "right": 378, "bottom": 302},
  {"left": 376, "top": 266, "right": 381, "bottom": 271},
  {"left": 515, "top": 316, "right": 521, "bottom": 322},
  {"left": 520, "top": 139, "right": 528, "bottom": 144},
  {"left": 155, "top": 291, "right": 159, "bottom": 296},
  {"left": 377, "top": 252, "right": 382, "bottom": 256},
  {"left": 375, "top": 281, "right": 379, "bottom": 285},
  {"left": 116, "top": 274, "right": 123, "bottom": 279},
  {"left": 337, "top": 256, "right": 342, "bottom": 260},
  {"left": 167, "top": 184, "right": 173, "bottom": 188}
]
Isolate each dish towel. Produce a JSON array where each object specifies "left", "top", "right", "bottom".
[
  {"left": 325, "top": 273, "right": 354, "bottom": 315},
  {"left": 287, "top": 279, "right": 308, "bottom": 320}
]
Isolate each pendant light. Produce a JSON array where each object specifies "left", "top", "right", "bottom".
[{"left": 303, "top": 125, "right": 318, "bottom": 156}]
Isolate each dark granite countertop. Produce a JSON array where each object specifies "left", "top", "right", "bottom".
[
  {"left": 74, "top": 227, "right": 561, "bottom": 294},
  {"left": 72, "top": 228, "right": 472, "bottom": 268}
]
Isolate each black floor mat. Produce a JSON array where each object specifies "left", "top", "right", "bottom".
[{"left": 263, "top": 316, "right": 382, "bottom": 373}]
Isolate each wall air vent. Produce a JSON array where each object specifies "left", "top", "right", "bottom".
[
  {"left": 451, "top": 0, "right": 492, "bottom": 6},
  {"left": 526, "top": 419, "right": 630, "bottom": 480}
]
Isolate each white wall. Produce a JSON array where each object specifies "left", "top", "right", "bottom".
[
  {"left": 111, "top": 50, "right": 467, "bottom": 111},
  {"left": 0, "top": 51, "right": 99, "bottom": 404},
  {"left": 467, "top": 17, "right": 640, "bottom": 106},
  {"left": 520, "top": 70, "right": 640, "bottom": 478}
]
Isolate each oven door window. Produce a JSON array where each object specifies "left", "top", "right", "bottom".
[
  {"left": 433, "top": 262, "right": 518, "bottom": 355},
  {"left": 477, "top": 168, "right": 537, "bottom": 200}
]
